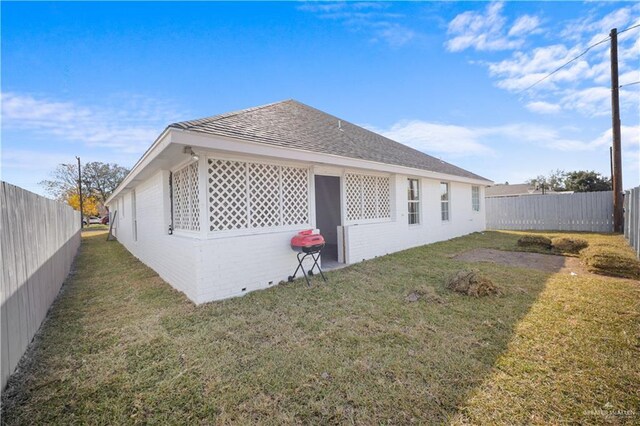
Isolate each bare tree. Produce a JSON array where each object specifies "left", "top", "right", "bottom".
[{"left": 40, "top": 161, "right": 129, "bottom": 204}]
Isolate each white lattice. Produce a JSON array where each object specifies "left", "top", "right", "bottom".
[
  {"left": 377, "top": 177, "right": 391, "bottom": 218},
  {"left": 208, "top": 159, "right": 248, "bottom": 231},
  {"left": 282, "top": 166, "right": 309, "bottom": 225},
  {"left": 345, "top": 174, "right": 362, "bottom": 221},
  {"left": 173, "top": 162, "right": 200, "bottom": 231},
  {"left": 345, "top": 173, "right": 391, "bottom": 222},
  {"left": 362, "top": 175, "right": 377, "bottom": 219},
  {"left": 249, "top": 163, "right": 281, "bottom": 228}
]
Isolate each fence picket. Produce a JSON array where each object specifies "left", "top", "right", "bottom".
[
  {"left": 1, "top": 181, "right": 81, "bottom": 391},
  {"left": 486, "top": 191, "right": 614, "bottom": 233}
]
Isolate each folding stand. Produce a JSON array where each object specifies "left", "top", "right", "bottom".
[{"left": 288, "top": 245, "right": 327, "bottom": 286}]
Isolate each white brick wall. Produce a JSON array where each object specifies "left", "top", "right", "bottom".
[
  {"left": 344, "top": 176, "right": 486, "bottom": 263},
  {"left": 111, "top": 164, "right": 486, "bottom": 305},
  {"left": 112, "top": 171, "right": 199, "bottom": 301}
]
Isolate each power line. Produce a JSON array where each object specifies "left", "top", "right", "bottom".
[
  {"left": 618, "top": 23, "right": 640, "bottom": 34},
  {"left": 619, "top": 80, "right": 640, "bottom": 89},
  {"left": 517, "top": 36, "right": 610, "bottom": 94},
  {"left": 518, "top": 23, "right": 640, "bottom": 94}
]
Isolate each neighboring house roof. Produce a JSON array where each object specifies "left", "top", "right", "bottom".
[
  {"left": 170, "top": 99, "right": 490, "bottom": 182},
  {"left": 486, "top": 183, "right": 556, "bottom": 197}
]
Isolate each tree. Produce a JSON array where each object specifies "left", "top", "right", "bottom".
[
  {"left": 40, "top": 163, "right": 85, "bottom": 201},
  {"left": 66, "top": 192, "right": 100, "bottom": 217},
  {"left": 82, "top": 162, "right": 129, "bottom": 204},
  {"left": 563, "top": 171, "right": 612, "bottom": 192},
  {"left": 40, "top": 161, "right": 129, "bottom": 204},
  {"left": 526, "top": 169, "right": 566, "bottom": 191}
]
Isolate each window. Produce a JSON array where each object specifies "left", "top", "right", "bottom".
[
  {"left": 345, "top": 173, "right": 391, "bottom": 222},
  {"left": 172, "top": 162, "right": 200, "bottom": 231},
  {"left": 208, "top": 158, "right": 309, "bottom": 231},
  {"left": 441, "top": 182, "right": 450, "bottom": 221},
  {"left": 407, "top": 178, "right": 420, "bottom": 225},
  {"left": 472, "top": 186, "right": 480, "bottom": 212},
  {"left": 131, "top": 189, "right": 137, "bottom": 241}
]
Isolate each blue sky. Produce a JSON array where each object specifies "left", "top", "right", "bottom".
[{"left": 2, "top": 1, "right": 639, "bottom": 196}]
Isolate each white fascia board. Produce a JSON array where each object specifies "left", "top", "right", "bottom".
[
  {"left": 172, "top": 129, "right": 494, "bottom": 186},
  {"left": 105, "top": 128, "right": 172, "bottom": 205}
]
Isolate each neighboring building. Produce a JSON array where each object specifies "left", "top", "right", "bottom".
[
  {"left": 486, "top": 183, "right": 559, "bottom": 198},
  {"left": 106, "top": 100, "right": 491, "bottom": 303}
]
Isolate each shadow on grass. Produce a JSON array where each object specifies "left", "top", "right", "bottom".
[{"left": 3, "top": 231, "right": 636, "bottom": 424}]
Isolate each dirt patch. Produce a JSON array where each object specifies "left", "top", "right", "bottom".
[{"left": 454, "top": 248, "right": 585, "bottom": 274}]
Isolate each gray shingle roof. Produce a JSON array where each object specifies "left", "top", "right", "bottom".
[
  {"left": 486, "top": 183, "right": 557, "bottom": 197},
  {"left": 169, "top": 100, "right": 490, "bottom": 182}
]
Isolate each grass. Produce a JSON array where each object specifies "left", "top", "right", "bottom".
[{"left": 2, "top": 230, "right": 638, "bottom": 424}]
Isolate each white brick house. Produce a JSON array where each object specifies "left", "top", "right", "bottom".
[{"left": 106, "top": 100, "right": 492, "bottom": 304}]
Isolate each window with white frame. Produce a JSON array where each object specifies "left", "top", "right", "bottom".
[
  {"left": 472, "top": 186, "right": 480, "bottom": 212},
  {"left": 131, "top": 189, "right": 137, "bottom": 241},
  {"left": 345, "top": 173, "right": 391, "bottom": 222},
  {"left": 407, "top": 178, "right": 420, "bottom": 225},
  {"left": 172, "top": 162, "right": 200, "bottom": 231},
  {"left": 207, "top": 158, "right": 309, "bottom": 232},
  {"left": 441, "top": 182, "right": 450, "bottom": 221}
]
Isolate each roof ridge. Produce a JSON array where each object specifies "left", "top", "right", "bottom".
[{"left": 169, "top": 99, "right": 295, "bottom": 130}]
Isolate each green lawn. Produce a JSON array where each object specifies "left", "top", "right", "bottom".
[{"left": 2, "top": 231, "right": 638, "bottom": 424}]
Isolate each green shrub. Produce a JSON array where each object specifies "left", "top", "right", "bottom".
[
  {"left": 517, "top": 235, "right": 552, "bottom": 250},
  {"left": 580, "top": 245, "right": 640, "bottom": 279},
  {"left": 552, "top": 237, "right": 589, "bottom": 254}
]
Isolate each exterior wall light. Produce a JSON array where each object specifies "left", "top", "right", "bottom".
[{"left": 184, "top": 146, "right": 199, "bottom": 161}]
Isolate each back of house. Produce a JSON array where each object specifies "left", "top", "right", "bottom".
[{"left": 106, "top": 100, "right": 492, "bottom": 303}]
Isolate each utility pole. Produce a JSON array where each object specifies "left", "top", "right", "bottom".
[
  {"left": 76, "top": 156, "right": 84, "bottom": 229},
  {"left": 610, "top": 28, "right": 623, "bottom": 233}
]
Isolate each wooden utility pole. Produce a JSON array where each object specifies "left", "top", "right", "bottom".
[
  {"left": 610, "top": 28, "right": 623, "bottom": 233},
  {"left": 76, "top": 156, "right": 84, "bottom": 229}
]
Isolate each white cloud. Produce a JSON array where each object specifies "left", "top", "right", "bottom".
[
  {"left": 591, "top": 124, "right": 640, "bottom": 150},
  {"left": 450, "top": 3, "right": 640, "bottom": 117},
  {"left": 1, "top": 92, "right": 185, "bottom": 154},
  {"left": 366, "top": 119, "right": 626, "bottom": 157},
  {"left": 446, "top": 2, "right": 541, "bottom": 52},
  {"left": 526, "top": 101, "right": 561, "bottom": 114},
  {"left": 371, "top": 120, "right": 494, "bottom": 156},
  {"left": 508, "top": 15, "right": 542, "bottom": 37},
  {"left": 298, "top": 1, "right": 415, "bottom": 47}
]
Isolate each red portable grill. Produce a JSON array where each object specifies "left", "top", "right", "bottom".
[{"left": 288, "top": 230, "right": 327, "bottom": 286}]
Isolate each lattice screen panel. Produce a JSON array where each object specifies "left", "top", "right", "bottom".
[
  {"left": 362, "top": 175, "right": 377, "bottom": 219},
  {"left": 249, "top": 163, "right": 281, "bottom": 228},
  {"left": 377, "top": 177, "right": 391, "bottom": 218},
  {"left": 208, "top": 159, "right": 248, "bottom": 231},
  {"left": 345, "top": 174, "right": 362, "bottom": 221},
  {"left": 282, "top": 166, "right": 309, "bottom": 225},
  {"left": 173, "top": 162, "right": 200, "bottom": 231},
  {"left": 207, "top": 158, "right": 309, "bottom": 232},
  {"left": 345, "top": 173, "right": 391, "bottom": 222}
]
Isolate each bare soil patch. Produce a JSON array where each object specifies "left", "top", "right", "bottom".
[{"left": 454, "top": 248, "right": 584, "bottom": 274}]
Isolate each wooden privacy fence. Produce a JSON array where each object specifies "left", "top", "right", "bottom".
[
  {"left": 624, "top": 186, "right": 640, "bottom": 258},
  {"left": 1, "top": 181, "right": 80, "bottom": 391},
  {"left": 486, "top": 191, "right": 614, "bottom": 232}
]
